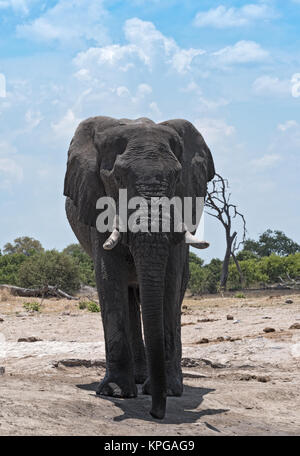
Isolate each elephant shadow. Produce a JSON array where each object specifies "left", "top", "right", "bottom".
[{"left": 76, "top": 381, "right": 228, "bottom": 426}]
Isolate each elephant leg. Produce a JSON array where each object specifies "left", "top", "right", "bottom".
[
  {"left": 143, "top": 245, "right": 188, "bottom": 397},
  {"left": 128, "top": 287, "right": 148, "bottom": 384},
  {"left": 93, "top": 237, "right": 137, "bottom": 398}
]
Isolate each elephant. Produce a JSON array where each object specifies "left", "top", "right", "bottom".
[{"left": 63, "top": 116, "right": 215, "bottom": 419}]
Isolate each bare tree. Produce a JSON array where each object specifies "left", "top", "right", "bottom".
[{"left": 205, "top": 173, "right": 246, "bottom": 289}]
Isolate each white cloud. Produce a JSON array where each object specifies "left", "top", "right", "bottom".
[
  {"left": 194, "top": 4, "right": 276, "bottom": 28},
  {"left": 194, "top": 118, "right": 235, "bottom": 147},
  {"left": 51, "top": 109, "right": 81, "bottom": 140},
  {"left": 149, "top": 101, "right": 161, "bottom": 117},
  {"left": 0, "top": 0, "right": 35, "bottom": 14},
  {"left": 124, "top": 18, "right": 205, "bottom": 73},
  {"left": 17, "top": 0, "right": 108, "bottom": 46},
  {"left": 251, "top": 153, "right": 281, "bottom": 169},
  {"left": 291, "top": 73, "right": 300, "bottom": 98},
  {"left": 0, "top": 141, "right": 23, "bottom": 188},
  {"left": 25, "top": 109, "right": 43, "bottom": 129},
  {"left": 278, "top": 120, "right": 298, "bottom": 132},
  {"left": 253, "top": 75, "right": 291, "bottom": 96},
  {"left": 213, "top": 40, "right": 268, "bottom": 65},
  {"left": 115, "top": 86, "right": 130, "bottom": 97},
  {"left": 171, "top": 48, "right": 205, "bottom": 74},
  {"left": 74, "top": 18, "right": 205, "bottom": 76},
  {"left": 137, "top": 83, "right": 152, "bottom": 96}
]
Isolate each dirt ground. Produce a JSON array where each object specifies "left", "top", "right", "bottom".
[{"left": 0, "top": 289, "right": 299, "bottom": 436}]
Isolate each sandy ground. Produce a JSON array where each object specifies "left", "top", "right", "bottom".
[{"left": 0, "top": 289, "right": 299, "bottom": 436}]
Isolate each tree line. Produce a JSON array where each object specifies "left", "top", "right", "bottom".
[{"left": 1, "top": 229, "right": 300, "bottom": 296}]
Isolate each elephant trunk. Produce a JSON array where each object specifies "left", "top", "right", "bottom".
[{"left": 130, "top": 233, "right": 169, "bottom": 419}]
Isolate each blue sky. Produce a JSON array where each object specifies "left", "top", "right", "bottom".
[{"left": 0, "top": 0, "right": 299, "bottom": 262}]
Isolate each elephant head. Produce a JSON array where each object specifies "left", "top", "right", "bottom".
[{"left": 64, "top": 116, "right": 215, "bottom": 419}]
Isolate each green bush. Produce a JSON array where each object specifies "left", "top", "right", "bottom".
[
  {"left": 86, "top": 301, "right": 100, "bottom": 313},
  {"left": 23, "top": 302, "right": 41, "bottom": 312},
  {"left": 78, "top": 301, "right": 87, "bottom": 310},
  {"left": 17, "top": 250, "right": 81, "bottom": 295},
  {"left": 0, "top": 253, "right": 27, "bottom": 285},
  {"left": 63, "top": 244, "right": 95, "bottom": 287},
  {"left": 235, "top": 293, "right": 246, "bottom": 299},
  {"left": 227, "top": 258, "right": 268, "bottom": 290}
]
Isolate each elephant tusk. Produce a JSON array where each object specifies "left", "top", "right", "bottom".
[
  {"left": 103, "top": 229, "right": 121, "bottom": 250},
  {"left": 103, "top": 215, "right": 122, "bottom": 250},
  {"left": 184, "top": 231, "right": 210, "bottom": 249}
]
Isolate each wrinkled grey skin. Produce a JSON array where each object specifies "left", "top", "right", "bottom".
[{"left": 64, "top": 116, "right": 215, "bottom": 419}]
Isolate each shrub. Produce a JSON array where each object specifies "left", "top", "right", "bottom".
[
  {"left": 63, "top": 244, "right": 95, "bottom": 287},
  {"left": 86, "top": 301, "right": 100, "bottom": 313},
  {"left": 235, "top": 293, "right": 246, "bottom": 299},
  {"left": 17, "top": 250, "right": 81, "bottom": 295},
  {"left": 0, "top": 253, "right": 27, "bottom": 285},
  {"left": 78, "top": 301, "right": 87, "bottom": 310},
  {"left": 23, "top": 302, "right": 41, "bottom": 312}
]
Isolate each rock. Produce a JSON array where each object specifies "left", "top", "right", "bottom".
[
  {"left": 0, "top": 367, "right": 5, "bottom": 376},
  {"left": 52, "top": 359, "right": 106, "bottom": 368},
  {"left": 198, "top": 318, "right": 218, "bottom": 323},
  {"left": 262, "top": 316, "right": 272, "bottom": 319},
  {"left": 233, "top": 320, "right": 241, "bottom": 324},
  {"left": 0, "top": 317, "right": 4, "bottom": 322},
  {"left": 257, "top": 376, "right": 270, "bottom": 383},
  {"left": 239, "top": 374, "right": 256, "bottom": 381},
  {"left": 289, "top": 323, "right": 300, "bottom": 330},
  {"left": 285, "top": 299, "right": 293, "bottom": 304},
  {"left": 263, "top": 327, "right": 275, "bottom": 333},
  {"left": 61, "top": 311, "right": 70, "bottom": 316},
  {"left": 227, "top": 315, "right": 234, "bottom": 320},
  {"left": 17, "top": 336, "right": 42, "bottom": 343},
  {"left": 216, "top": 336, "right": 225, "bottom": 342},
  {"left": 197, "top": 338, "right": 209, "bottom": 344}
]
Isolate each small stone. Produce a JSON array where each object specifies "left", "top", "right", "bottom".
[
  {"left": 197, "top": 338, "right": 209, "bottom": 344},
  {"left": 0, "top": 317, "right": 4, "bottom": 322},
  {"left": 263, "top": 327, "right": 275, "bottom": 333},
  {"left": 17, "top": 336, "right": 42, "bottom": 343},
  {"left": 233, "top": 320, "right": 241, "bottom": 324},
  {"left": 289, "top": 323, "right": 300, "bottom": 330},
  {"left": 239, "top": 374, "right": 256, "bottom": 381},
  {"left": 227, "top": 315, "right": 234, "bottom": 320},
  {"left": 285, "top": 299, "right": 293, "bottom": 304},
  {"left": 0, "top": 367, "right": 5, "bottom": 376},
  {"left": 216, "top": 337, "right": 225, "bottom": 342},
  {"left": 257, "top": 376, "right": 270, "bottom": 383},
  {"left": 61, "top": 311, "right": 70, "bottom": 316}
]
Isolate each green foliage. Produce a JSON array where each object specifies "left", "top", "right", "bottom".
[
  {"left": 0, "top": 253, "right": 27, "bottom": 285},
  {"left": 63, "top": 243, "right": 95, "bottom": 287},
  {"left": 235, "top": 293, "right": 245, "bottom": 299},
  {"left": 23, "top": 302, "right": 41, "bottom": 312},
  {"left": 243, "top": 230, "right": 300, "bottom": 257},
  {"left": 78, "top": 301, "right": 87, "bottom": 310},
  {"left": 4, "top": 237, "right": 44, "bottom": 256},
  {"left": 17, "top": 250, "right": 81, "bottom": 295},
  {"left": 86, "top": 301, "right": 100, "bottom": 312},
  {"left": 236, "top": 250, "right": 258, "bottom": 261},
  {"left": 189, "top": 262, "right": 207, "bottom": 294},
  {"left": 188, "top": 256, "right": 222, "bottom": 295},
  {"left": 189, "top": 252, "right": 204, "bottom": 268}
]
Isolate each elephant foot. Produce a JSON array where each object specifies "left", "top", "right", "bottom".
[
  {"left": 96, "top": 375, "right": 137, "bottom": 398},
  {"left": 142, "top": 375, "right": 183, "bottom": 397}
]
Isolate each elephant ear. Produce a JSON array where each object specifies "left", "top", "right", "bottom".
[
  {"left": 64, "top": 116, "right": 121, "bottom": 226},
  {"left": 160, "top": 119, "right": 215, "bottom": 199}
]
